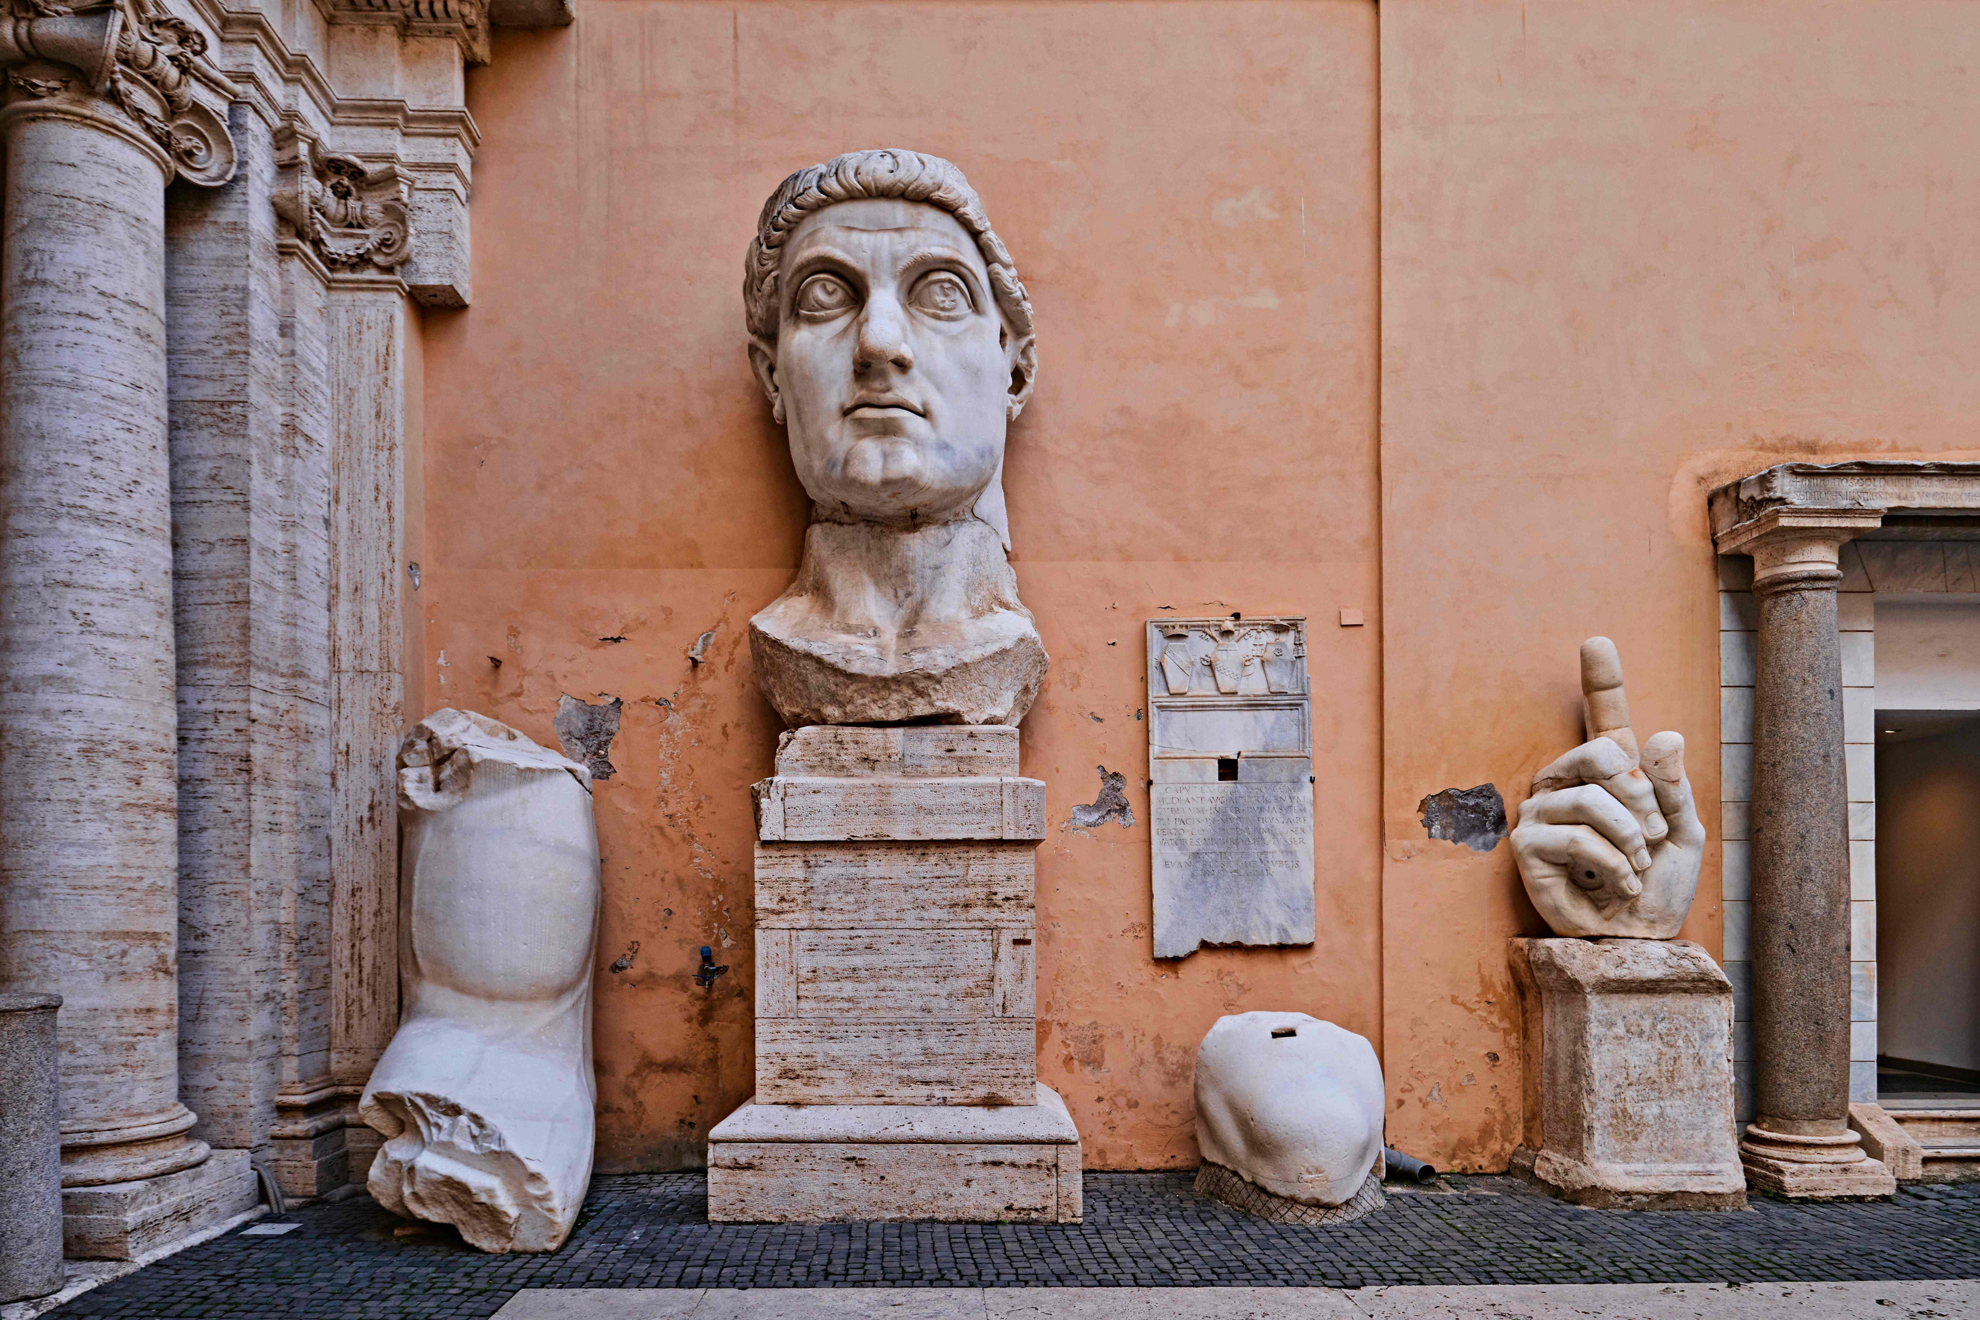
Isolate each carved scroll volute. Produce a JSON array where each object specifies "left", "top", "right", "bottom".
[
  {"left": 273, "top": 128, "right": 413, "bottom": 274},
  {"left": 0, "top": 0, "right": 237, "bottom": 186}
]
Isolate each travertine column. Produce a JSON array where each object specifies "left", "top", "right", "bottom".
[
  {"left": 1723, "top": 515, "right": 1894, "bottom": 1198},
  {"left": 0, "top": 92, "right": 207, "bottom": 1191}
]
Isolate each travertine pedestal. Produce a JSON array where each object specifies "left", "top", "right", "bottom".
[
  {"left": 1509, "top": 937, "right": 1746, "bottom": 1210},
  {"left": 708, "top": 725, "right": 1081, "bottom": 1223}
]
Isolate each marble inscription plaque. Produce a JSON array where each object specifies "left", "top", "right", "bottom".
[{"left": 1147, "top": 618, "right": 1315, "bottom": 958}]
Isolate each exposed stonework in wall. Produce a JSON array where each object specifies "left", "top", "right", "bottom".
[
  {"left": 556, "top": 693, "right": 623, "bottom": 780},
  {"left": 1417, "top": 785, "right": 1507, "bottom": 854}
]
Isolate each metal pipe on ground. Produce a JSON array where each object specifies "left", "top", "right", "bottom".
[{"left": 1384, "top": 1146, "right": 1438, "bottom": 1184}]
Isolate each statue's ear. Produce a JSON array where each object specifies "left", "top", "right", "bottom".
[
  {"left": 1005, "top": 332, "right": 1037, "bottom": 421},
  {"left": 748, "top": 337, "right": 784, "bottom": 426}
]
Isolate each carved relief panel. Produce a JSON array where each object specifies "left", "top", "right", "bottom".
[{"left": 1146, "top": 617, "right": 1315, "bottom": 958}]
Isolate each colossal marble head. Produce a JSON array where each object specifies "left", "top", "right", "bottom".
[
  {"left": 744, "top": 149, "right": 1036, "bottom": 544},
  {"left": 744, "top": 150, "right": 1048, "bottom": 728}
]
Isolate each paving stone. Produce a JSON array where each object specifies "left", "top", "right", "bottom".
[{"left": 39, "top": 1173, "right": 1980, "bottom": 1319}]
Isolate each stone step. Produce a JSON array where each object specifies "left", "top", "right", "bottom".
[{"left": 1886, "top": 1107, "right": 1980, "bottom": 1181}]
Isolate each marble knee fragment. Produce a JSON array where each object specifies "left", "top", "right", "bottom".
[
  {"left": 1193, "top": 1011, "right": 1385, "bottom": 1212},
  {"left": 359, "top": 709, "right": 601, "bottom": 1253}
]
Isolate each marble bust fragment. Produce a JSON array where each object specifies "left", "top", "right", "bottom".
[
  {"left": 1509, "top": 638, "right": 1706, "bottom": 938},
  {"left": 744, "top": 149, "right": 1046, "bottom": 726},
  {"left": 360, "top": 710, "right": 601, "bottom": 1252}
]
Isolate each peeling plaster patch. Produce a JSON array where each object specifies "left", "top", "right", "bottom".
[
  {"left": 1068, "top": 765, "right": 1135, "bottom": 831},
  {"left": 556, "top": 693, "right": 623, "bottom": 779},
  {"left": 405, "top": 562, "right": 420, "bottom": 590},
  {"left": 609, "top": 940, "right": 640, "bottom": 973},
  {"left": 687, "top": 629, "right": 716, "bottom": 666},
  {"left": 1418, "top": 783, "right": 1507, "bottom": 852}
]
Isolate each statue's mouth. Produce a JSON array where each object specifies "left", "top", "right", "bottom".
[{"left": 845, "top": 394, "right": 924, "bottom": 417}]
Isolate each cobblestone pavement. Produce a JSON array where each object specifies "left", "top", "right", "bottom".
[{"left": 43, "top": 1173, "right": 1980, "bottom": 1320}]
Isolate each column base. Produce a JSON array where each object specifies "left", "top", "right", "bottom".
[
  {"left": 707, "top": 1083, "right": 1081, "bottom": 1223},
  {"left": 1740, "top": 1124, "right": 1896, "bottom": 1199},
  {"left": 62, "top": 1150, "right": 260, "bottom": 1260}
]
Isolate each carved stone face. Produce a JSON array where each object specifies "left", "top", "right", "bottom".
[{"left": 755, "top": 198, "right": 1020, "bottom": 523}]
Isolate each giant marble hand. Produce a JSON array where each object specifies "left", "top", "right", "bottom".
[
  {"left": 744, "top": 149, "right": 1046, "bottom": 727},
  {"left": 1510, "top": 638, "right": 1705, "bottom": 938}
]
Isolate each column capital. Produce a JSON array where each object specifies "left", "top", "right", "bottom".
[
  {"left": 1714, "top": 507, "right": 1885, "bottom": 593},
  {"left": 0, "top": 0, "right": 236, "bottom": 186}
]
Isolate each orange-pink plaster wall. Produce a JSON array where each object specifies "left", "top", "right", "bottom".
[
  {"left": 418, "top": 0, "right": 1980, "bottom": 1172},
  {"left": 424, "top": 0, "right": 1380, "bottom": 1171},
  {"left": 1378, "top": 0, "right": 1980, "bottom": 1168}
]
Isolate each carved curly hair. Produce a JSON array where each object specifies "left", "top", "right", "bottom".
[{"left": 743, "top": 149, "right": 1036, "bottom": 375}]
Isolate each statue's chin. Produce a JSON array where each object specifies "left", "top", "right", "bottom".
[
  {"left": 802, "top": 437, "right": 996, "bottom": 522},
  {"left": 808, "top": 474, "right": 991, "bottom": 523}
]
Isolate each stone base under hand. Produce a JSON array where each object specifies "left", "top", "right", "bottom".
[
  {"left": 706, "top": 1084, "right": 1081, "bottom": 1223},
  {"left": 1508, "top": 937, "right": 1747, "bottom": 1211},
  {"left": 1740, "top": 1124, "right": 1896, "bottom": 1200},
  {"left": 62, "top": 1150, "right": 260, "bottom": 1260},
  {"left": 1193, "top": 1161, "right": 1385, "bottom": 1224},
  {"left": 1510, "top": 1144, "right": 1746, "bottom": 1210}
]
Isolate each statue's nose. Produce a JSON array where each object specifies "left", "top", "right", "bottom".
[{"left": 854, "top": 296, "right": 914, "bottom": 372}]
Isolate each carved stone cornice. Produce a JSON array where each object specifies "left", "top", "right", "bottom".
[
  {"left": 318, "top": 0, "right": 489, "bottom": 65},
  {"left": 1710, "top": 460, "right": 1980, "bottom": 548},
  {"left": 274, "top": 123, "right": 411, "bottom": 279},
  {"left": 0, "top": 0, "right": 235, "bottom": 185}
]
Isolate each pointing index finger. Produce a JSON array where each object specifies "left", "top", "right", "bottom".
[{"left": 1580, "top": 636, "right": 1639, "bottom": 765}]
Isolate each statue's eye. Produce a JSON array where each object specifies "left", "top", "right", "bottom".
[
  {"left": 794, "top": 274, "right": 855, "bottom": 317},
  {"left": 910, "top": 272, "right": 972, "bottom": 318}
]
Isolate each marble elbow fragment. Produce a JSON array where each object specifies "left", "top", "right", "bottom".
[{"left": 359, "top": 709, "right": 601, "bottom": 1253}]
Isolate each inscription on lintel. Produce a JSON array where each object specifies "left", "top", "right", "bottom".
[{"left": 1146, "top": 618, "right": 1315, "bottom": 959}]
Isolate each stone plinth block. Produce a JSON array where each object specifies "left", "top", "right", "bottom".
[
  {"left": 708, "top": 1084, "right": 1081, "bottom": 1223},
  {"left": 1509, "top": 937, "right": 1746, "bottom": 1210},
  {"left": 62, "top": 1150, "right": 260, "bottom": 1261},
  {"left": 726, "top": 725, "right": 1077, "bottom": 1220},
  {"left": 0, "top": 992, "right": 62, "bottom": 1301},
  {"left": 754, "top": 725, "right": 1044, "bottom": 843}
]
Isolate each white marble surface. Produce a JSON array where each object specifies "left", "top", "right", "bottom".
[
  {"left": 744, "top": 153, "right": 1045, "bottom": 727},
  {"left": 1511, "top": 639, "right": 1706, "bottom": 938},
  {"left": 1147, "top": 619, "right": 1315, "bottom": 958},
  {"left": 1193, "top": 1012, "right": 1384, "bottom": 1208},
  {"left": 360, "top": 711, "right": 600, "bottom": 1253}
]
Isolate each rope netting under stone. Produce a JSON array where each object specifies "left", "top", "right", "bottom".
[{"left": 1193, "top": 1162, "right": 1387, "bottom": 1225}]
